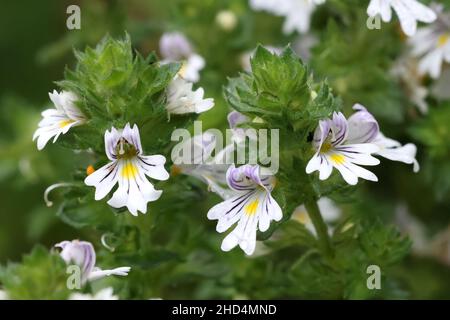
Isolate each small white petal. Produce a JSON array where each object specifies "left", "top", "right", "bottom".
[{"left": 84, "top": 162, "right": 119, "bottom": 201}]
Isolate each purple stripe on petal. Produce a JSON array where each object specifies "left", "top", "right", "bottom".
[
  {"left": 330, "top": 112, "right": 348, "bottom": 147},
  {"left": 346, "top": 104, "right": 379, "bottom": 144}
]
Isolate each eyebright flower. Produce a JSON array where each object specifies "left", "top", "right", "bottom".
[
  {"left": 215, "top": 10, "right": 238, "bottom": 31},
  {"left": 172, "top": 132, "right": 232, "bottom": 199},
  {"left": 159, "top": 32, "right": 205, "bottom": 82},
  {"left": 55, "top": 240, "right": 130, "bottom": 285},
  {"left": 409, "top": 4, "right": 450, "bottom": 78},
  {"left": 347, "top": 104, "right": 420, "bottom": 172},
  {"left": 207, "top": 165, "right": 282, "bottom": 255},
  {"left": 33, "top": 90, "right": 86, "bottom": 150},
  {"left": 84, "top": 123, "right": 169, "bottom": 216},
  {"left": 166, "top": 77, "right": 214, "bottom": 115},
  {"left": 227, "top": 111, "right": 257, "bottom": 143},
  {"left": 306, "top": 111, "right": 380, "bottom": 185},
  {"left": 391, "top": 56, "right": 428, "bottom": 113},
  {"left": 249, "top": 0, "right": 325, "bottom": 34},
  {"left": 367, "top": 0, "right": 436, "bottom": 37},
  {"left": 69, "top": 287, "right": 118, "bottom": 300}
]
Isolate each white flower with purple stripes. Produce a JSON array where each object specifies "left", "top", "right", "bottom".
[
  {"left": 306, "top": 111, "right": 380, "bottom": 185},
  {"left": 84, "top": 123, "right": 169, "bottom": 216},
  {"left": 347, "top": 104, "right": 419, "bottom": 172},
  {"left": 33, "top": 90, "right": 86, "bottom": 150},
  {"left": 207, "top": 165, "right": 282, "bottom": 255},
  {"left": 55, "top": 240, "right": 130, "bottom": 285},
  {"left": 171, "top": 131, "right": 233, "bottom": 199}
]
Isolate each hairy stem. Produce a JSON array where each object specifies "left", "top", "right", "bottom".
[{"left": 304, "top": 200, "right": 334, "bottom": 259}]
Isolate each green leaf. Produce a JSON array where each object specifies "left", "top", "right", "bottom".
[{"left": 0, "top": 245, "right": 71, "bottom": 300}]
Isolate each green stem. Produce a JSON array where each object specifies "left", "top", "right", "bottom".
[{"left": 304, "top": 200, "right": 334, "bottom": 259}]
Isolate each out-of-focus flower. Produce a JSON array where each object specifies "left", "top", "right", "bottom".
[
  {"left": 292, "top": 197, "right": 341, "bottom": 235},
  {"left": 391, "top": 56, "right": 428, "bottom": 113},
  {"left": 409, "top": 4, "right": 450, "bottom": 78},
  {"left": 367, "top": 0, "right": 436, "bottom": 37},
  {"left": 306, "top": 111, "right": 380, "bottom": 185},
  {"left": 166, "top": 77, "right": 214, "bottom": 115},
  {"left": 249, "top": 0, "right": 325, "bottom": 34},
  {"left": 347, "top": 104, "right": 420, "bottom": 172},
  {"left": 159, "top": 32, "right": 205, "bottom": 82},
  {"left": 171, "top": 111, "right": 258, "bottom": 199},
  {"left": 293, "top": 33, "right": 318, "bottom": 62},
  {"left": 207, "top": 165, "right": 282, "bottom": 255},
  {"left": 171, "top": 132, "right": 233, "bottom": 199},
  {"left": 84, "top": 123, "right": 169, "bottom": 216},
  {"left": 216, "top": 10, "right": 238, "bottom": 31},
  {"left": 395, "top": 203, "right": 428, "bottom": 254},
  {"left": 33, "top": 90, "right": 86, "bottom": 150},
  {"left": 431, "top": 68, "right": 450, "bottom": 99},
  {"left": 69, "top": 287, "right": 118, "bottom": 300},
  {"left": 55, "top": 240, "right": 130, "bottom": 285},
  {"left": 0, "top": 290, "right": 8, "bottom": 300}
]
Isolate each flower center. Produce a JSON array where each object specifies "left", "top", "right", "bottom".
[
  {"left": 115, "top": 138, "right": 138, "bottom": 159},
  {"left": 294, "top": 210, "right": 311, "bottom": 225},
  {"left": 59, "top": 119, "right": 74, "bottom": 128},
  {"left": 244, "top": 199, "right": 259, "bottom": 216},
  {"left": 178, "top": 61, "right": 188, "bottom": 77},
  {"left": 438, "top": 34, "right": 449, "bottom": 48},
  {"left": 330, "top": 153, "right": 345, "bottom": 165},
  {"left": 121, "top": 162, "right": 138, "bottom": 179},
  {"left": 320, "top": 141, "right": 333, "bottom": 153}
]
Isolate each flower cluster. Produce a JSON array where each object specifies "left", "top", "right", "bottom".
[{"left": 306, "top": 104, "right": 419, "bottom": 185}]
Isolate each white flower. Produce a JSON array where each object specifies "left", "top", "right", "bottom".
[
  {"left": 166, "top": 77, "right": 214, "bottom": 115},
  {"left": 216, "top": 10, "right": 238, "bottom": 31},
  {"left": 409, "top": 5, "right": 450, "bottom": 78},
  {"left": 159, "top": 32, "right": 193, "bottom": 60},
  {"left": 391, "top": 56, "right": 428, "bottom": 113},
  {"left": 347, "top": 104, "right": 420, "bottom": 172},
  {"left": 207, "top": 165, "right": 282, "bottom": 255},
  {"left": 84, "top": 123, "right": 169, "bottom": 216},
  {"left": 249, "top": 0, "right": 325, "bottom": 34},
  {"left": 306, "top": 111, "right": 380, "bottom": 185},
  {"left": 33, "top": 90, "right": 86, "bottom": 150},
  {"left": 171, "top": 112, "right": 256, "bottom": 199},
  {"left": 292, "top": 197, "right": 341, "bottom": 236},
  {"left": 55, "top": 240, "right": 130, "bottom": 285},
  {"left": 0, "top": 290, "right": 8, "bottom": 300},
  {"left": 293, "top": 33, "right": 319, "bottom": 62},
  {"left": 159, "top": 32, "right": 205, "bottom": 82},
  {"left": 69, "top": 287, "right": 118, "bottom": 300},
  {"left": 171, "top": 132, "right": 233, "bottom": 199},
  {"left": 178, "top": 54, "right": 205, "bottom": 83},
  {"left": 367, "top": 0, "right": 436, "bottom": 37},
  {"left": 227, "top": 111, "right": 258, "bottom": 143}
]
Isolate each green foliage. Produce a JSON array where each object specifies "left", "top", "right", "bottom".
[
  {"left": 56, "top": 34, "right": 182, "bottom": 153},
  {"left": 0, "top": 245, "right": 70, "bottom": 300},
  {"left": 311, "top": 12, "right": 404, "bottom": 122},
  {"left": 410, "top": 104, "right": 450, "bottom": 201}
]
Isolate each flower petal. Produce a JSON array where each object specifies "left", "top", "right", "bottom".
[
  {"left": 346, "top": 104, "right": 380, "bottom": 144},
  {"left": 84, "top": 162, "right": 119, "bottom": 200}
]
